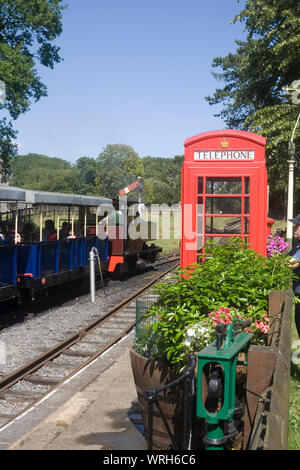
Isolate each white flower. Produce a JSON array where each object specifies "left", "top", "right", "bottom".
[
  {"left": 184, "top": 322, "right": 213, "bottom": 351},
  {"left": 186, "top": 328, "right": 196, "bottom": 337}
]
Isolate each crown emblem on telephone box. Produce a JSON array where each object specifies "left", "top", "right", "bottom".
[{"left": 220, "top": 138, "right": 229, "bottom": 148}]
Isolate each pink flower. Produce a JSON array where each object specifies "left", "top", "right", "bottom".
[
  {"left": 261, "top": 325, "right": 269, "bottom": 334},
  {"left": 267, "top": 235, "right": 290, "bottom": 257},
  {"left": 254, "top": 320, "right": 269, "bottom": 334}
]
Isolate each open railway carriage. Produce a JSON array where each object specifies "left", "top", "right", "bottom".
[
  {"left": 0, "top": 185, "right": 27, "bottom": 303},
  {"left": 15, "top": 189, "right": 112, "bottom": 296}
]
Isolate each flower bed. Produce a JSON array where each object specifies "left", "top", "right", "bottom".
[
  {"left": 131, "top": 239, "right": 294, "bottom": 449},
  {"left": 134, "top": 239, "right": 294, "bottom": 373}
]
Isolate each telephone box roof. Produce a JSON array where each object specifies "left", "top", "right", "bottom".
[{"left": 184, "top": 129, "right": 266, "bottom": 147}]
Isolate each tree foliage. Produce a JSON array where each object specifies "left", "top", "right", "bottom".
[
  {"left": 143, "top": 154, "right": 183, "bottom": 204},
  {"left": 10, "top": 153, "right": 89, "bottom": 194},
  {"left": 10, "top": 148, "right": 184, "bottom": 205},
  {"left": 0, "top": 0, "right": 66, "bottom": 178},
  {"left": 0, "top": 117, "right": 18, "bottom": 181},
  {"left": 95, "top": 144, "right": 145, "bottom": 200},
  {"left": 207, "top": 0, "right": 300, "bottom": 127},
  {"left": 206, "top": 0, "right": 300, "bottom": 215}
]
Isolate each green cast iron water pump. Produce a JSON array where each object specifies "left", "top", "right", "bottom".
[{"left": 196, "top": 320, "right": 253, "bottom": 450}]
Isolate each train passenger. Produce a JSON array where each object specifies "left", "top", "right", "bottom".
[
  {"left": 288, "top": 214, "right": 300, "bottom": 338},
  {"left": 9, "top": 221, "right": 25, "bottom": 243},
  {"left": 59, "top": 222, "right": 70, "bottom": 241},
  {"left": 23, "top": 222, "right": 38, "bottom": 242},
  {"left": 74, "top": 221, "right": 83, "bottom": 238},
  {"left": 43, "top": 219, "right": 57, "bottom": 241}
]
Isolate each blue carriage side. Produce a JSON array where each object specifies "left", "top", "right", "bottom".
[
  {"left": 17, "top": 237, "right": 108, "bottom": 290},
  {"left": 0, "top": 185, "right": 27, "bottom": 303},
  {"left": 0, "top": 243, "right": 17, "bottom": 302}
]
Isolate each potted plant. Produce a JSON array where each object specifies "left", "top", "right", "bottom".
[{"left": 130, "top": 239, "right": 295, "bottom": 449}]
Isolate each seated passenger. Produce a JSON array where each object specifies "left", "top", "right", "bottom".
[
  {"left": 74, "top": 221, "right": 83, "bottom": 238},
  {"left": 23, "top": 222, "right": 37, "bottom": 242},
  {"left": 44, "top": 219, "right": 57, "bottom": 241},
  {"left": 59, "top": 222, "right": 70, "bottom": 241},
  {"left": 9, "top": 221, "right": 25, "bottom": 243}
]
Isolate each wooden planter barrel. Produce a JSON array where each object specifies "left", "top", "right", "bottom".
[{"left": 129, "top": 348, "right": 205, "bottom": 450}]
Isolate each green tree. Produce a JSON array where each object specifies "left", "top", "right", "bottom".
[
  {"left": 0, "top": 117, "right": 18, "bottom": 181},
  {"left": 143, "top": 155, "right": 183, "bottom": 204},
  {"left": 11, "top": 153, "right": 69, "bottom": 188},
  {"left": 144, "top": 179, "right": 155, "bottom": 204},
  {"left": 76, "top": 157, "right": 97, "bottom": 187},
  {"left": 145, "top": 178, "right": 175, "bottom": 206},
  {"left": 96, "top": 144, "right": 144, "bottom": 199},
  {"left": 11, "top": 153, "right": 101, "bottom": 194},
  {"left": 207, "top": 0, "right": 300, "bottom": 128},
  {"left": 206, "top": 0, "right": 300, "bottom": 216},
  {"left": 41, "top": 167, "right": 90, "bottom": 194},
  {"left": 0, "top": 0, "right": 66, "bottom": 179}
]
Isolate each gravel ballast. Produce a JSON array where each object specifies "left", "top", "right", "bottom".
[{"left": 0, "top": 265, "right": 171, "bottom": 377}]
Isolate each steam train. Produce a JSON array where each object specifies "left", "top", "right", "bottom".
[{"left": 0, "top": 185, "right": 161, "bottom": 304}]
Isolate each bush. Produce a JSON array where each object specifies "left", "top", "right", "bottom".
[{"left": 134, "top": 239, "right": 296, "bottom": 372}]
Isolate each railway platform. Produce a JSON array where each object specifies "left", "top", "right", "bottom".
[{"left": 0, "top": 333, "right": 147, "bottom": 450}]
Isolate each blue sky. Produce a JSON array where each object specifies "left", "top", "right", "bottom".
[{"left": 14, "top": 0, "right": 247, "bottom": 163}]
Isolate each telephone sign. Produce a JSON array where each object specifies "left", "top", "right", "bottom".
[{"left": 194, "top": 150, "right": 255, "bottom": 160}]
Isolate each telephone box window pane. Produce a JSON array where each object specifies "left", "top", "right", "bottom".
[
  {"left": 207, "top": 236, "right": 248, "bottom": 247},
  {"left": 206, "top": 197, "right": 241, "bottom": 214},
  {"left": 244, "top": 197, "right": 250, "bottom": 214},
  {"left": 197, "top": 236, "right": 204, "bottom": 250},
  {"left": 244, "top": 217, "right": 249, "bottom": 234},
  {"left": 206, "top": 177, "right": 242, "bottom": 194},
  {"left": 206, "top": 217, "right": 241, "bottom": 234},
  {"left": 197, "top": 216, "right": 203, "bottom": 233},
  {"left": 197, "top": 196, "right": 203, "bottom": 206},
  {"left": 198, "top": 177, "right": 203, "bottom": 194},
  {"left": 245, "top": 177, "right": 250, "bottom": 194}
]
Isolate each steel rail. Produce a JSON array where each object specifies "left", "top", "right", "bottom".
[{"left": 153, "top": 253, "right": 180, "bottom": 267}]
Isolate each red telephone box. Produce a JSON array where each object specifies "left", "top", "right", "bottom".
[{"left": 180, "top": 130, "right": 268, "bottom": 268}]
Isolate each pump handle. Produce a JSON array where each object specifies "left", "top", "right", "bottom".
[
  {"left": 215, "top": 322, "right": 227, "bottom": 350},
  {"left": 234, "top": 319, "right": 251, "bottom": 331}
]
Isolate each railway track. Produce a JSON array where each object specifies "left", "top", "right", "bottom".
[
  {"left": 0, "top": 257, "right": 179, "bottom": 430},
  {"left": 153, "top": 251, "right": 179, "bottom": 267},
  {"left": 0, "top": 251, "right": 180, "bottom": 328}
]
